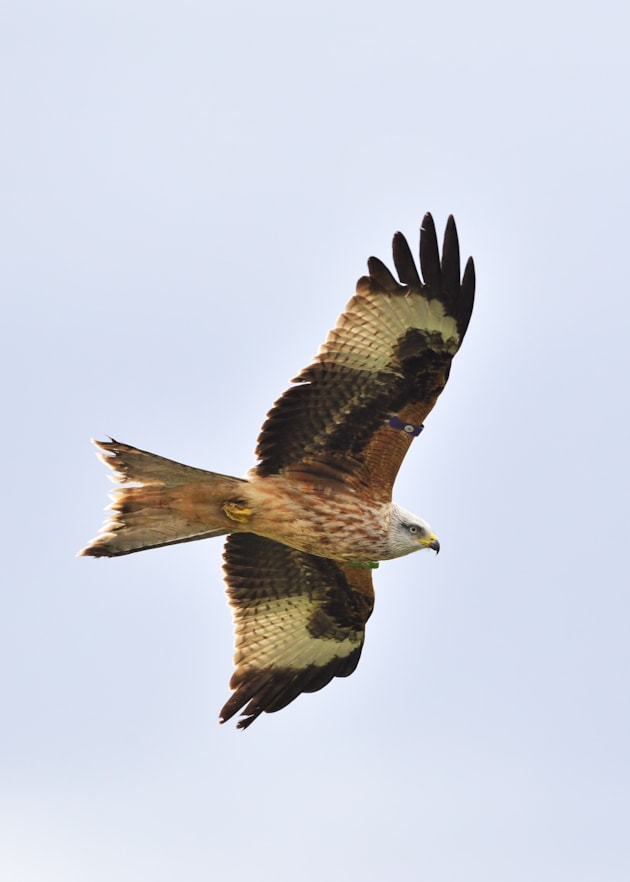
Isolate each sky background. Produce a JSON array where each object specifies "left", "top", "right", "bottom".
[{"left": 2, "top": 1, "right": 629, "bottom": 880}]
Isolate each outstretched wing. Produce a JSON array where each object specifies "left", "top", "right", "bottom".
[
  {"left": 254, "top": 213, "right": 475, "bottom": 500},
  {"left": 220, "top": 533, "right": 375, "bottom": 729}
]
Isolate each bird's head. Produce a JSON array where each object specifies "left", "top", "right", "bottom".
[{"left": 388, "top": 504, "right": 440, "bottom": 559}]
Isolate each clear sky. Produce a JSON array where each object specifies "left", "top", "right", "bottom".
[{"left": 2, "top": 1, "right": 629, "bottom": 880}]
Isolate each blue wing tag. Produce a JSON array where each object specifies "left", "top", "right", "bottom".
[{"left": 388, "top": 416, "right": 424, "bottom": 437}]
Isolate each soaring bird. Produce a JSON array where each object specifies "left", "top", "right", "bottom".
[{"left": 80, "top": 213, "right": 475, "bottom": 729}]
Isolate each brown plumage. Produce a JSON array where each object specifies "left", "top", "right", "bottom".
[{"left": 80, "top": 213, "right": 475, "bottom": 729}]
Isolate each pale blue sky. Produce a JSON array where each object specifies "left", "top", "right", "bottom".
[{"left": 2, "top": 1, "right": 629, "bottom": 880}]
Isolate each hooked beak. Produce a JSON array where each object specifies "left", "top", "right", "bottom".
[{"left": 419, "top": 533, "right": 440, "bottom": 554}]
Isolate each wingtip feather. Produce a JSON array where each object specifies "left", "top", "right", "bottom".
[
  {"left": 419, "top": 213, "right": 441, "bottom": 293},
  {"left": 392, "top": 231, "right": 422, "bottom": 287}
]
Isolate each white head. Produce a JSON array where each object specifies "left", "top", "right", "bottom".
[{"left": 387, "top": 503, "right": 440, "bottom": 560}]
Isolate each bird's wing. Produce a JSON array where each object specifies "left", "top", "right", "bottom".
[
  {"left": 253, "top": 213, "right": 475, "bottom": 500},
  {"left": 220, "top": 533, "right": 375, "bottom": 729}
]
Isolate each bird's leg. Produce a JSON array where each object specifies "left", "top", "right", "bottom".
[{"left": 222, "top": 499, "right": 255, "bottom": 524}]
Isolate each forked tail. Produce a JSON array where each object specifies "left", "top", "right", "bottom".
[{"left": 79, "top": 439, "right": 248, "bottom": 557}]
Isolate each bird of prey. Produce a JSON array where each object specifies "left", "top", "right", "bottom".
[{"left": 80, "top": 213, "right": 475, "bottom": 729}]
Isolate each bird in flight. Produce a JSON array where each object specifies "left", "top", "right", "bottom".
[{"left": 80, "top": 213, "right": 475, "bottom": 729}]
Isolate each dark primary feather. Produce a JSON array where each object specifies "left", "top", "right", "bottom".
[
  {"left": 458, "top": 257, "right": 476, "bottom": 338},
  {"left": 419, "top": 212, "right": 443, "bottom": 295},
  {"left": 440, "top": 215, "right": 461, "bottom": 314},
  {"left": 392, "top": 230, "right": 422, "bottom": 287},
  {"left": 367, "top": 255, "right": 402, "bottom": 292}
]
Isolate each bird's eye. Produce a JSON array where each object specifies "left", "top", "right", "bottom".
[{"left": 408, "top": 525, "right": 418, "bottom": 534}]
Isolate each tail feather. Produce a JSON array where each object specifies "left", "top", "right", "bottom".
[{"left": 79, "top": 439, "right": 247, "bottom": 558}]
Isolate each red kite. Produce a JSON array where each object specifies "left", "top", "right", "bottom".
[{"left": 81, "top": 213, "right": 475, "bottom": 729}]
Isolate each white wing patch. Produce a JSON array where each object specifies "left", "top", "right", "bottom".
[
  {"left": 232, "top": 593, "right": 360, "bottom": 673},
  {"left": 318, "top": 289, "right": 460, "bottom": 374}
]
